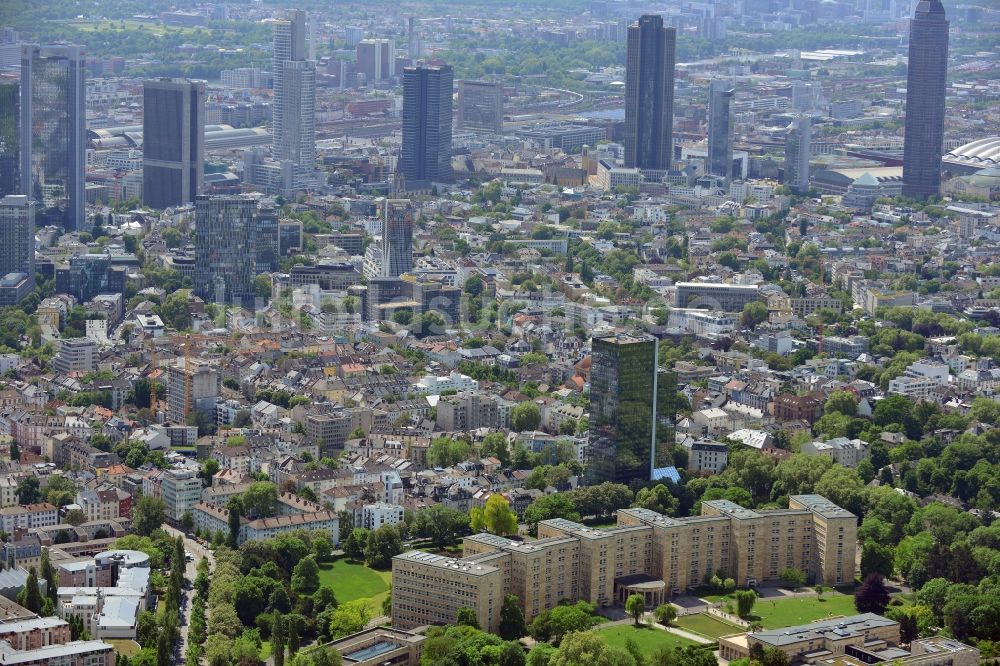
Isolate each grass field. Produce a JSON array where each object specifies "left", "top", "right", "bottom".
[
  {"left": 318, "top": 558, "right": 392, "bottom": 615},
  {"left": 595, "top": 625, "right": 698, "bottom": 653},
  {"left": 106, "top": 640, "right": 141, "bottom": 657},
  {"left": 674, "top": 613, "right": 744, "bottom": 639},
  {"left": 752, "top": 593, "right": 857, "bottom": 629},
  {"left": 68, "top": 19, "right": 205, "bottom": 36}
]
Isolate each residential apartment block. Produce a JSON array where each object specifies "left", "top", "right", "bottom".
[{"left": 391, "top": 495, "right": 856, "bottom": 633}]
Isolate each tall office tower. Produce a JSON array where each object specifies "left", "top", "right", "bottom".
[
  {"left": 784, "top": 115, "right": 811, "bottom": 194},
  {"left": 707, "top": 80, "right": 735, "bottom": 180},
  {"left": 142, "top": 78, "right": 205, "bottom": 209},
  {"left": 19, "top": 44, "right": 85, "bottom": 231},
  {"left": 0, "top": 195, "right": 34, "bottom": 282},
  {"left": 382, "top": 199, "right": 414, "bottom": 277},
  {"left": 401, "top": 65, "right": 454, "bottom": 185},
  {"left": 0, "top": 79, "right": 17, "bottom": 198},
  {"left": 791, "top": 81, "right": 814, "bottom": 112},
  {"left": 255, "top": 202, "right": 280, "bottom": 273},
  {"left": 457, "top": 80, "right": 503, "bottom": 134},
  {"left": 586, "top": 334, "right": 659, "bottom": 486},
  {"left": 407, "top": 17, "right": 421, "bottom": 59},
  {"left": 193, "top": 195, "right": 258, "bottom": 308},
  {"left": 272, "top": 9, "right": 316, "bottom": 173},
  {"left": 902, "top": 0, "right": 949, "bottom": 200},
  {"left": 624, "top": 15, "right": 676, "bottom": 171},
  {"left": 356, "top": 39, "right": 393, "bottom": 82}
]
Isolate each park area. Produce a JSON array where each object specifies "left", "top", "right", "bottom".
[
  {"left": 595, "top": 624, "right": 699, "bottom": 653},
  {"left": 750, "top": 592, "right": 857, "bottom": 629},
  {"left": 318, "top": 558, "right": 392, "bottom": 613}
]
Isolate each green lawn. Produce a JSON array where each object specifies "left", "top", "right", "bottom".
[
  {"left": 318, "top": 558, "right": 392, "bottom": 615},
  {"left": 751, "top": 593, "right": 857, "bottom": 629},
  {"left": 107, "top": 640, "right": 141, "bottom": 657},
  {"left": 259, "top": 640, "right": 271, "bottom": 660},
  {"left": 674, "top": 613, "right": 744, "bottom": 639},
  {"left": 595, "top": 624, "right": 698, "bottom": 653}
]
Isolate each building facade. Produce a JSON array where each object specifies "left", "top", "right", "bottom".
[
  {"left": 586, "top": 334, "right": 658, "bottom": 485},
  {"left": 401, "top": 65, "right": 454, "bottom": 185},
  {"left": 0, "top": 80, "right": 17, "bottom": 198},
  {"left": 457, "top": 80, "right": 503, "bottom": 134},
  {"left": 902, "top": 0, "right": 949, "bottom": 199},
  {"left": 624, "top": 15, "right": 676, "bottom": 171},
  {"left": 272, "top": 9, "right": 316, "bottom": 176},
  {"left": 707, "top": 80, "right": 735, "bottom": 180},
  {"left": 20, "top": 44, "right": 86, "bottom": 230},
  {"left": 193, "top": 194, "right": 258, "bottom": 307},
  {"left": 0, "top": 195, "right": 34, "bottom": 285},
  {"left": 785, "top": 115, "right": 811, "bottom": 193},
  {"left": 142, "top": 78, "right": 205, "bottom": 209},
  {"left": 382, "top": 199, "right": 414, "bottom": 278}
]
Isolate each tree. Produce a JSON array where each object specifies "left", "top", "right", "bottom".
[
  {"left": 241, "top": 481, "right": 279, "bottom": 519},
  {"left": 19, "top": 568, "right": 42, "bottom": 614},
  {"left": 741, "top": 301, "right": 768, "bottom": 330},
  {"left": 254, "top": 274, "right": 272, "bottom": 299},
  {"left": 625, "top": 594, "right": 645, "bottom": 626},
  {"left": 548, "top": 631, "right": 633, "bottom": 666},
  {"left": 63, "top": 509, "right": 87, "bottom": 526},
  {"left": 510, "top": 401, "right": 541, "bottom": 432},
  {"left": 779, "top": 568, "right": 806, "bottom": 590},
  {"left": 364, "top": 524, "right": 402, "bottom": 569},
  {"left": 327, "top": 600, "right": 371, "bottom": 639},
  {"left": 524, "top": 494, "right": 580, "bottom": 529},
  {"left": 735, "top": 589, "right": 757, "bottom": 618},
  {"left": 272, "top": 615, "right": 286, "bottom": 666},
  {"left": 824, "top": 391, "right": 858, "bottom": 417},
  {"left": 291, "top": 555, "right": 320, "bottom": 597},
  {"left": 227, "top": 500, "right": 242, "bottom": 548},
  {"left": 343, "top": 528, "right": 370, "bottom": 561},
  {"left": 456, "top": 607, "right": 480, "bottom": 629},
  {"left": 15, "top": 476, "right": 42, "bottom": 505},
  {"left": 132, "top": 496, "right": 166, "bottom": 536},
  {"left": 855, "top": 573, "right": 891, "bottom": 614},
  {"left": 633, "top": 484, "right": 678, "bottom": 516},
  {"left": 482, "top": 494, "right": 518, "bottom": 536},
  {"left": 654, "top": 603, "right": 677, "bottom": 626},
  {"left": 413, "top": 504, "right": 469, "bottom": 549},
  {"left": 499, "top": 594, "right": 528, "bottom": 640},
  {"left": 861, "top": 539, "right": 895, "bottom": 578}
]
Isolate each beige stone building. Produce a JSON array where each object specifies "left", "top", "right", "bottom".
[{"left": 391, "top": 495, "right": 857, "bottom": 632}]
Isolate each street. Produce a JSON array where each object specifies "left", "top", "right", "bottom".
[{"left": 161, "top": 525, "right": 216, "bottom": 661}]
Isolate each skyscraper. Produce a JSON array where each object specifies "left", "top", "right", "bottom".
[
  {"left": 458, "top": 80, "right": 503, "bottom": 134},
  {"left": 785, "top": 115, "right": 811, "bottom": 194},
  {"left": 0, "top": 79, "right": 17, "bottom": 199},
  {"left": 255, "top": 202, "right": 280, "bottom": 273},
  {"left": 586, "top": 334, "right": 659, "bottom": 486},
  {"left": 193, "top": 195, "right": 259, "bottom": 308},
  {"left": 356, "top": 39, "right": 393, "bottom": 82},
  {"left": 0, "top": 195, "right": 34, "bottom": 283},
  {"left": 20, "top": 44, "right": 85, "bottom": 230},
  {"left": 624, "top": 15, "right": 676, "bottom": 171},
  {"left": 707, "top": 80, "right": 735, "bottom": 180},
  {"left": 401, "top": 65, "right": 454, "bottom": 185},
  {"left": 902, "top": 0, "right": 949, "bottom": 200},
  {"left": 142, "top": 78, "right": 205, "bottom": 209},
  {"left": 272, "top": 9, "right": 316, "bottom": 174},
  {"left": 382, "top": 199, "right": 414, "bottom": 278}
]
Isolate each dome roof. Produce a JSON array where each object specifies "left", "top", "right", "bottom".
[
  {"left": 965, "top": 167, "right": 1000, "bottom": 187},
  {"left": 945, "top": 137, "right": 1000, "bottom": 170}
]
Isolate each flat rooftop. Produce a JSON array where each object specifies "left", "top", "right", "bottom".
[{"left": 791, "top": 494, "right": 857, "bottom": 519}]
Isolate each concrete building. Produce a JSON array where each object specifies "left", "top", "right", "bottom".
[
  {"left": 674, "top": 282, "right": 764, "bottom": 312},
  {"left": 785, "top": 115, "right": 811, "bottom": 193},
  {"left": 271, "top": 9, "right": 316, "bottom": 183},
  {"left": 801, "top": 437, "right": 871, "bottom": 468},
  {"left": 323, "top": 628, "right": 425, "bottom": 666},
  {"left": 356, "top": 39, "right": 393, "bottom": 82},
  {"left": 0, "top": 196, "right": 34, "bottom": 288},
  {"left": 683, "top": 438, "right": 729, "bottom": 474},
  {"left": 160, "top": 468, "right": 202, "bottom": 522},
  {"left": 166, "top": 358, "right": 220, "bottom": 423},
  {"left": 361, "top": 502, "right": 405, "bottom": 531},
  {"left": 52, "top": 338, "right": 97, "bottom": 375},
  {"left": 392, "top": 495, "right": 856, "bottom": 633}
]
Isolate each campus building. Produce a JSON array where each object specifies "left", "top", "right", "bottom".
[{"left": 391, "top": 495, "right": 856, "bottom": 633}]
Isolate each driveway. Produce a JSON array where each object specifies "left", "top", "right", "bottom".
[{"left": 161, "top": 525, "right": 215, "bottom": 658}]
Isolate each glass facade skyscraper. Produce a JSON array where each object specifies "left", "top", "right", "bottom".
[
  {"left": 457, "top": 80, "right": 503, "bottom": 134},
  {"left": 401, "top": 65, "right": 454, "bottom": 185},
  {"left": 142, "top": 78, "right": 205, "bottom": 209},
  {"left": 785, "top": 115, "right": 811, "bottom": 194},
  {"left": 902, "top": 0, "right": 949, "bottom": 200},
  {"left": 20, "top": 44, "right": 85, "bottom": 231},
  {"left": 382, "top": 199, "right": 414, "bottom": 278},
  {"left": 707, "top": 80, "right": 735, "bottom": 180},
  {"left": 624, "top": 15, "right": 676, "bottom": 171},
  {"left": 194, "top": 195, "right": 259, "bottom": 309},
  {"left": 0, "top": 80, "right": 17, "bottom": 199},
  {"left": 0, "top": 195, "right": 34, "bottom": 285},
  {"left": 271, "top": 9, "right": 316, "bottom": 176},
  {"left": 586, "top": 334, "right": 659, "bottom": 486}
]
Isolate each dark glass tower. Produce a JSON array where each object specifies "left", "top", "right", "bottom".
[
  {"left": 382, "top": 199, "right": 413, "bottom": 277},
  {"left": 401, "top": 65, "right": 453, "bottom": 185},
  {"left": 624, "top": 15, "right": 676, "bottom": 171},
  {"left": 142, "top": 78, "right": 205, "bottom": 209},
  {"left": 0, "top": 80, "right": 18, "bottom": 199},
  {"left": 586, "top": 334, "right": 659, "bottom": 486},
  {"left": 20, "top": 44, "right": 85, "bottom": 231},
  {"left": 707, "top": 80, "right": 735, "bottom": 180},
  {"left": 902, "top": 0, "right": 949, "bottom": 200},
  {"left": 194, "top": 195, "right": 258, "bottom": 309}
]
